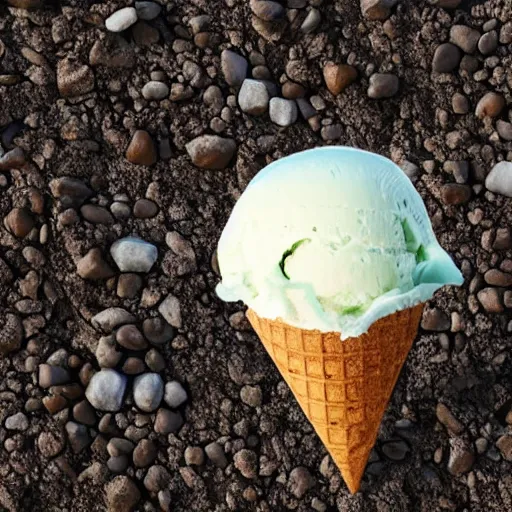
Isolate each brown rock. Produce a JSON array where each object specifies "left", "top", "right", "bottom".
[
  {"left": 436, "top": 403, "right": 464, "bottom": 434},
  {"left": 38, "top": 431, "right": 65, "bottom": 458},
  {"left": 323, "top": 63, "right": 357, "bottom": 96},
  {"left": 117, "top": 274, "right": 143, "bottom": 299},
  {"left": 73, "top": 400, "right": 96, "bottom": 425},
  {"left": 132, "top": 21, "right": 159, "bottom": 47},
  {"left": 432, "top": 43, "right": 461, "bottom": 73},
  {"left": 421, "top": 307, "right": 450, "bottom": 331},
  {"left": 0, "top": 314, "right": 23, "bottom": 355},
  {"left": 116, "top": 324, "right": 148, "bottom": 350},
  {"left": 42, "top": 395, "right": 68, "bottom": 414},
  {"left": 250, "top": 0, "right": 284, "bottom": 21},
  {"left": 89, "top": 35, "right": 135, "bottom": 69},
  {"left": 448, "top": 438, "right": 474, "bottom": 475},
  {"left": 81, "top": 204, "right": 114, "bottom": 224},
  {"left": 5, "top": 208, "right": 34, "bottom": 238},
  {"left": 475, "top": 92, "right": 505, "bottom": 119},
  {"left": 282, "top": 81, "right": 306, "bottom": 99},
  {"left": 0, "top": 147, "right": 26, "bottom": 170},
  {"left": 122, "top": 357, "right": 146, "bottom": 375},
  {"left": 143, "top": 465, "right": 171, "bottom": 493},
  {"left": 493, "top": 228, "right": 512, "bottom": 250},
  {"left": 186, "top": 135, "right": 236, "bottom": 170},
  {"left": 105, "top": 476, "right": 141, "bottom": 512},
  {"left": 77, "top": 248, "right": 115, "bottom": 280},
  {"left": 440, "top": 184, "right": 471, "bottom": 205},
  {"left": 133, "top": 439, "right": 157, "bottom": 467},
  {"left": 57, "top": 59, "right": 95, "bottom": 97},
  {"left": 361, "top": 0, "right": 397, "bottom": 20},
  {"left": 126, "top": 130, "right": 157, "bottom": 166},
  {"left": 484, "top": 269, "right": 512, "bottom": 287},
  {"left": 477, "top": 287, "right": 504, "bottom": 313},
  {"left": 450, "top": 25, "right": 481, "bottom": 54},
  {"left": 497, "top": 435, "right": 512, "bottom": 461},
  {"left": 133, "top": 199, "right": 158, "bottom": 218},
  {"left": 367, "top": 73, "right": 399, "bottom": 99}
]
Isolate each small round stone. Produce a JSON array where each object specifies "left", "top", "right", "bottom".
[
  {"left": 145, "top": 349, "right": 165, "bottom": 372},
  {"left": 367, "top": 73, "right": 399, "bottom": 98},
  {"left": 116, "top": 324, "right": 148, "bottom": 350},
  {"left": 475, "top": 92, "right": 505, "bottom": 118},
  {"left": 205, "top": 442, "right": 228, "bottom": 468},
  {"left": 143, "top": 465, "right": 171, "bottom": 493},
  {"left": 142, "top": 317, "right": 175, "bottom": 345},
  {"left": 5, "top": 412, "right": 29, "bottom": 431},
  {"left": 238, "top": 79, "right": 269, "bottom": 116},
  {"left": 154, "top": 408, "right": 183, "bottom": 434},
  {"left": 452, "top": 93, "right": 469, "bottom": 114},
  {"left": 117, "top": 274, "right": 143, "bottom": 299},
  {"left": 184, "top": 446, "right": 205, "bottom": 466},
  {"left": 5, "top": 208, "right": 34, "bottom": 238},
  {"left": 110, "top": 237, "right": 158, "bottom": 273},
  {"left": 108, "top": 438, "right": 135, "bottom": 457},
  {"left": 221, "top": 50, "right": 248, "bottom": 87},
  {"left": 269, "top": 98, "right": 298, "bottom": 127},
  {"left": 478, "top": 30, "right": 498, "bottom": 55},
  {"left": 126, "top": 130, "right": 157, "bottom": 166},
  {"left": 323, "top": 62, "right": 357, "bottom": 95},
  {"left": 240, "top": 385, "right": 262, "bottom": 407},
  {"left": 73, "top": 400, "right": 97, "bottom": 426},
  {"left": 164, "top": 380, "right": 188, "bottom": 408},
  {"left": 450, "top": 25, "right": 480, "bottom": 53},
  {"left": 85, "top": 369, "right": 127, "bottom": 412},
  {"left": 234, "top": 449, "right": 258, "bottom": 479},
  {"left": 133, "top": 373, "right": 164, "bottom": 412},
  {"left": 440, "top": 184, "right": 471, "bottom": 205},
  {"left": 432, "top": 43, "right": 461, "bottom": 73},
  {"left": 141, "top": 81, "right": 169, "bottom": 100},
  {"left": 186, "top": 135, "right": 237, "bottom": 170},
  {"left": 105, "top": 476, "right": 141, "bottom": 512},
  {"left": 108, "top": 455, "right": 129, "bottom": 473},
  {"left": 135, "top": 1, "right": 161, "bottom": 20},
  {"left": 38, "top": 431, "right": 65, "bottom": 457},
  {"left": 288, "top": 466, "right": 315, "bottom": 498},
  {"left": 486, "top": 162, "right": 512, "bottom": 197},
  {"left": 133, "top": 439, "right": 157, "bottom": 467},
  {"left": 105, "top": 7, "right": 138, "bottom": 33},
  {"left": 122, "top": 357, "right": 146, "bottom": 375},
  {"left": 133, "top": 199, "right": 158, "bottom": 218}
]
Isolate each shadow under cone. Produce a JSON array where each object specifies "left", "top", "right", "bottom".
[{"left": 246, "top": 305, "right": 423, "bottom": 494}]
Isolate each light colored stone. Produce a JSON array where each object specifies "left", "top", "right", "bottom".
[
  {"left": 86, "top": 369, "right": 127, "bottom": 411},
  {"left": 110, "top": 237, "right": 158, "bottom": 272},
  {"left": 238, "top": 79, "right": 269, "bottom": 116},
  {"left": 133, "top": 373, "right": 164, "bottom": 412},
  {"left": 485, "top": 161, "right": 512, "bottom": 197},
  {"left": 269, "top": 98, "right": 298, "bottom": 127},
  {"left": 142, "top": 81, "right": 169, "bottom": 100},
  {"left": 91, "top": 308, "right": 136, "bottom": 332},
  {"left": 105, "top": 7, "right": 138, "bottom": 32},
  {"left": 164, "top": 380, "right": 188, "bottom": 408},
  {"left": 158, "top": 294, "right": 182, "bottom": 328}
]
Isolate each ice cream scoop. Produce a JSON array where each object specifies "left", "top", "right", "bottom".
[{"left": 216, "top": 146, "right": 463, "bottom": 339}]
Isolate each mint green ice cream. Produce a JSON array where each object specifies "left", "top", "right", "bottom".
[{"left": 216, "top": 147, "right": 463, "bottom": 340}]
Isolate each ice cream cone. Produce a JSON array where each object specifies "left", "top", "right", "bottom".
[{"left": 246, "top": 304, "right": 423, "bottom": 494}]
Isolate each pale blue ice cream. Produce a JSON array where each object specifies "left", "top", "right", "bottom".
[{"left": 216, "top": 147, "right": 463, "bottom": 339}]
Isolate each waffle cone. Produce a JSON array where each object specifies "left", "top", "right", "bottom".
[{"left": 246, "top": 305, "right": 423, "bottom": 494}]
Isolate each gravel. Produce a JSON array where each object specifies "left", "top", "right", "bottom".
[
  {"left": 485, "top": 161, "right": 512, "bottom": 197},
  {"left": 105, "top": 8, "right": 138, "bottom": 33},
  {"left": 163, "top": 380, "right": 188, "bottom": 408},
  {"left": 185, "top": 135, "right": 237, "bottom": 170},
  {"left": 269, "top": 98, "right": 298, "bottom": 126},
  {"left": 221, "top": 50, "right": 248, "bottom": 87},
  {"left": 238, "top": 79, "right": 269, "bottom": 116},
  {"left": 367, "top": 73, "right": 399, "bottom": 98}
]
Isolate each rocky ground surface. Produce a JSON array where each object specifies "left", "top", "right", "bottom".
[{"left": 1, "top": 0, "right": 512, "bottom": 510}]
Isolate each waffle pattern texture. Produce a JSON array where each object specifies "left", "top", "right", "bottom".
[{"left": 246, "top": 305, "right": 423, "bottom": 494}]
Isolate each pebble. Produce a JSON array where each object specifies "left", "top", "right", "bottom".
[
  {"left": 186, "top": 135, "right": 237, "bottom": 170},
  {"left": 0, "top": 147, "right": 26, "bottom": 170},
  {"left": 143, "top": 317, "right": 175, "bottom": 345},
  {"left": 221, "top": 50, "right": 248, "bottom": 87},
  {"left": 126, "top": 130, "right": 157, "bottom": 166},
  {"left": 154, "top": 408, "right": 183, "bottom": 434},
  {"left": 475, "top": 437, "right": 488, "bottom": 454},
  {"left": 240, "top": 385, "right": 262, "bottom": 407},
  {"left": 122, "top": 358, "right": 145, "bottom": 375},
  {"left": 133, "top": 373, "right": 164, "bottom": 412},
  {"left": 496, "top": 435, "right": 512, "bottom": 461},
  {"left": 250, "top": 0, "right": 284, "bottom": 21},
  {"left": 133, "top": 439, "right": 157, "bottom": 467},
  {"left": 107, "top": 455, "right": 129, "bottom": 473},
  {"left": 158, "top": 294, "right": 182, "bottom": 328},
  {"left": 65, "top": 421, "right": 91, "bottom": 453},
  {"left": 39, "top": 364, "right": 70, "bottom": 388},
  {"left": 441, "top": 184, "right": 471, "bottom": 205},
  {"left": 444, "top": 161, "right": 469, "bottom": 183},
  {"left": 105, "top": 476, "right": 141, "bottom": 512},
  {"left": 485, "top": 269, "right": 512, "bottom": 287},
  {"left": 110, "top": 237, "right": 158, "bottom": 273},
  {"left": 478, "top": 30, "right": 497, "bottom": 55},
  {"left": 450, "top": 25, "right": 481, "bottom": 53},
  {"left": 133, "top": 198, "right": 158, "bottom": 218},
  {"left": 301, "top": 8, "right": 321, "bottom": 33},
  {"left": 5, "top": 412, "right": 29, "bottom": 431},
  {"left": 92, "top": 308, "right": 136, "bottom": 332},
  {"left": 477, "top": 287, "right": 503, "bottom": 313},
  {"left": 57, "top": 59, "right": 95, "bottom": 97},
  {"left": 496, "top": 120, "right": 512, "bottom": 141},
  {"left": 382, "top": 440, "right": 409, "bottom": 461},
  {"left": 135, "top": 1, "right": 161, "bottom": 20},
  {"left": 77, "top": 248, "right": 114, "bottom": 280},
  {"left": 321, "top": 125, "right": 342, "bottom": 141},
  {"left": 205, "top": 442, "right": 228, "bottom": 468},
  {"left": 4, "top": 208, "right": 34, "bottom": 238},
  {"left": 447, "top": 438, "right": 474, "bottom": 475},
  {"left": 49, "top": 176, "right": 92, "bottom": 207},
  {"left": 323, "top": 63, "right": 357, "bottom": 95},
  {"left": 436, "top": 403, "right": 464, "bottom": 434},
  {"left": 494, "top": 228, "right": 512, "bottom": 250},
  {"left": 288, "top": 466, "right": 315, "bottom": 498},
  {"left": 485, "top": 161, "right": 512, "bottom": 197},
  {"left": 421, "top": 308, "right": 450, "bottom": 331},
  {"left": 116, "top": 324, "right": 148, "bottom": 351},
  {"left": 432, "top": 43, "right": 461, "bottom": 73},
  {"left": 145, "top": 349, "right": 165, "bottom": 372},
  {"left": 475, "top": 92, "right": 505, "bottom": 118},
  {"left": 185, "top": 446, "right": 205, "bottom": 466},
  {"left": 164, "top": 380, "right": 188, "bottom": 408},
  {"left": 144, "top": 465, "right": 171, "bottom": 493},
  {"left": 105, "top": 7, "right": 138, "bottom": 32},
  {"left": 500, "top": 22, "right": 512, "bottom": 44},
  {"left": 238, "top": 79, "right": 269, "bottom": 116},
  {"left": 282, "top": 81, "right": 306, "bottom": 99},
  {"left": 108, "top": 438, "right": 135, "bottom": 457},
  {"left": 85, "top": 369, "right": 127, "bottom": 411},
  {"left": 142, "top": 81, "right": 169, "bottom": 100},
  {"left": 367, "top": 73, "right": 399, "bottom": 98},
  {"left": 38, "top": 431, "right": 65, "bottom": 458},
  {"left": 81, "top": 204, "right": 114, "bottom": 224},
  {"left": 269, "top": 98, "right": 298, "bottom": 127},
  {"left": 0, "top": 314, "right": 22, "bottom": 355},
  {"left": 234, "top": 449, "right": 258, "bottom": 479},
  {"left": 117, "top": 274, "right": 143, "bottom": 299},
  {"left": 89, "top": 35, "right": 135, "bottom": 69},
  {"left": 73, "top": 400, "right": 96, "bottom": 426},
  {"left": 361, "top": 0, "right": 396, "bottom": 20}
]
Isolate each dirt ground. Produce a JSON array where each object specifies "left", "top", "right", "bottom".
[{"left": 1, "top": 0, "right": 512, "bottom": 511}]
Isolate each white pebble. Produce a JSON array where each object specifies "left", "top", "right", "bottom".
[{"left": 105, "top": 7, "right": 138, "bottom": 33}]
